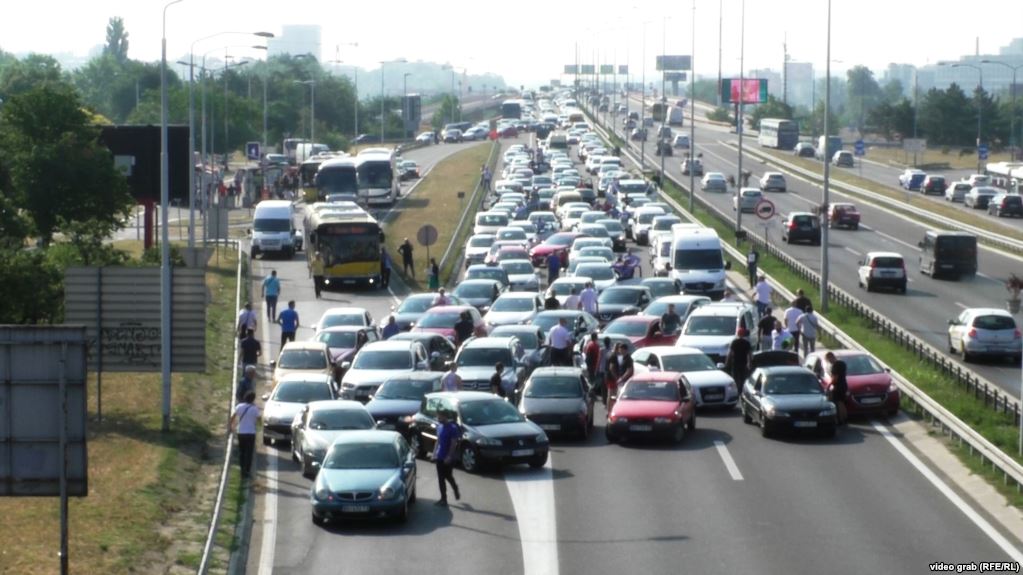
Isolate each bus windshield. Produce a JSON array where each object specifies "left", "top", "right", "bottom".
[
  {"left": 316, "top": 166, "right": 358, "bottom": 195},
  {"left": 358, "top": 160, "right": 393, "bottom": 189},
  {"left": 316, "top": 224, "right": 381, "bottom": 265}
]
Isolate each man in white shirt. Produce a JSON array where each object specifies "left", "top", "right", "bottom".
[
  {"left": 771, "top": 319, "right": 794, "bottom": 351},
  {"left": 783, "top": 302, "right": 804, "bottom": 353},
  {"left": 564, "top": 288, "right": 581, "bottom": 312},
  {"left": 546, "top": 318, "right": 574, "bottom": 366},
  {"left": 751, "top": 275, "right": 772, "bottom": 319},
  {"left": 441, "top": 363, "right": 463, "bottom": 391},
  {"left": 579, "top": 281, "right": 599, "bottom": 315},
  {"left": 236, "top": 302, "right": 258, "bottom": 340}
]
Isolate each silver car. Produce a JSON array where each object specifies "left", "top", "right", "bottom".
[
  {"left": 290, "top": 400, "right": 376, "bottom": 478},
  {"left": 733, "top": 188, "right": 763, "bottom": 213},
  {"left": 701, "top": 172, "right": 727, "bottom": 193}
]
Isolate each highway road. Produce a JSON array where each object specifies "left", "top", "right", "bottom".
[
  {"left": 607, "top": 95, "right": 1023, "bottom": 398},
  {"left": 244, "top": 131, "right": 1022, "bottom": 574}
]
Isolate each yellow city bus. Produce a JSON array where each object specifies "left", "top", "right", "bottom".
[{"left": 305, "top": 208, "right": 383, "bottom": 296}]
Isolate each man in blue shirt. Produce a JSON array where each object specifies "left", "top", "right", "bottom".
[
  {"left": 547, "top": 249, "right": 561, "bottom": 285},
  {"left": 261, "top": 270, "right": 281, "bottom": 321},
  {"left": 433, "top": 409, "right": 461, "bottom": 506},
  {"left": 381, "top": 316, "right": 400, "bottom": 340},
  {"left": 276, "top": 300, "right": 299, "bottom": 348}
]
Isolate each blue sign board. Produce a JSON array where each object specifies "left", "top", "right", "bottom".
[
  {"left": 978, "top": 143, "right": 989, "bottom": 161},
  {"left": 246, "top": 141, "right": 260, "bottom": 161},
  {"left": 854, "top": 140, "right": 865, "bottom": 157}
]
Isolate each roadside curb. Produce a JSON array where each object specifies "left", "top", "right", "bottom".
[{"left": 227, "top": 475, "right": 255, "bottom": 575}]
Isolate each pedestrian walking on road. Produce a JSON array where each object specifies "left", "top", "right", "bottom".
[
  {"left": 564, "top": 288, "right": 581, "bottom": 312},
  {"left": 752, "top": 275, "right": 772, "bottom": 319},
  {"left": 546, "top": 318, "right": 574, "bottom": 367},
  {"left": 240, "top": 329, "right": 262, "bottom": 367},
  {"left": 230, "top": 390, "right": 261, "bottom": 479},
  {"left": 584, "top": 333, "right": 601, "bottom": 382},
  {"left": 441, "top": 363, "right": 463, "bottom": 392},
  {"left": 792, "top": 288, "right": 811, "bottom": 313},
  {"left": 380, "top": 248, "right": 393, "bottom": 288},
  {"left": 237, "top": 302, "right": 258, "bottom": 339},
  {"left": 771, "top": 320, "right": 794, "bottom": 351},
  {"left": 829, "top": 359, "right": 849, "bottom": 425},
  {"left": 547, "top": 251, "right": 561, "bottom": 284},
  {"left": 579, "top": 282, "right": 599, "bottom": 316},
  {"left": 433, "top": 409, "right": 461, "bottom": 506},
  {"left": 382, "top": 316, "right": 400, "bottom": 340},
  {"left": 277, "top": 301, "right": 300, "bottom": 348},
  {"left": 398, "top": 238, "right": 415, "bottom": 277},
  {"left": 544, "top": 290, "right": 560, "bottom": 310},
  {"left": 608, "top": 343, "right": 634, "bottom": 403},
  {"left": 784, "top": 302, "right": 803, "bottom": 353},
  {"left": 757, "top": 307, "right": 776, "bottom": 352},
  {"left": 433, "top": 287, "right": 451, "bottom": 307},
  {"left": 428, "top": 258, "right": 440, "bottom": 290},
  {"left": 724, "top": 328, "right": 753, "bottom": 390},
  {"left": 796, "top": 304, "right": 820, "bottom": 359},
  {"left": 490, "top": 362, "right": 505, "bottom": 396},
  {"left": 746, "top": 247, "right": 759, "bottom": 288},
  {"left": 261, "top": 270, "right": 281, "bottom": 322},
  {"left": 454, "top": 311, "right": 475, "bottom": 347},
  {"left": 236, "top": 365, "right": 257, "bottom": 404}
]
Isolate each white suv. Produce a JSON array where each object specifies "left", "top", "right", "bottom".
[{"left": 857, "top": 252, "right": 907, "bottom": 294}]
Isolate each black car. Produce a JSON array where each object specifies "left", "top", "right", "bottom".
[
  {"left": 794, "top": 143, "right": 816, "bottom": 158},
  {"left": 388, "top": 332, "right": 456, "bottom": 371},
  {"left": 408, "top": 391, "right": 550, "bottom": 473},
  {"left": 387, "top": 293, "right": 463, "bottom": 332},
  {"left": 988, "top": 194, "right": 1023, "bottom": 218},
  {"left": 365, "top": 372, "right": 443, "bottom": 436},
  {"left": 596, "top": 285, "right": 653, "bottom": 324},
  {"left": 740, "top": 366, "right": 836, "bottom": 438},
  {"left": 518, "top": 367, "right": 595, "bottom": 439},
  {"left": 781, "top": 212, "right": 821, "bottom": 245}
]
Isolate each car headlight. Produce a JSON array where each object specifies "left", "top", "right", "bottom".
[
  {"left": 314, "top": 485, "right": 331, "bottom": 501},
  {"left": 819, "top": 405, "right": 837, "bottom": 416},
  {"left": 715, "top": 279, "right": 725, "bottom": 289},
  {"left": 888, "top": 381, "right": 898, "bottom": 393},
  {"left": 535, "top": 432, "right": 549, "bottom": 443},
  {"left": 611, "top": 416, "right": 627, "bottom": 424},
  {"left": 477, "top": 437, "right": 501, "bottom": 446},
  {"left": 378, "top": 485, "right": 398, "bottom": 500},
  {"left": 762, "top": 404, "right": 776, "bottom": 417}
]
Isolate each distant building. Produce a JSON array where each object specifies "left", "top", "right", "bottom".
[
  {"left": 883, "top": 64, "right": 916, "bottom": 98},
  {"left": 267, "top": 25, "right": 321, "bottom": 61},
  {"left": 749, "top": 68, "right": 782, "bottom": 100},
  {"left": 915, "top": 37, "right": 1023, "bottom": 96},
  {"left": 784, "top": 61, "right": 814, "bottom": 110}
]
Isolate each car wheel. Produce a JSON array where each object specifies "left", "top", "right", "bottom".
[
  {"left": 605, "top": 428, "right": 618, "bottom": 443},
  {"left": 948, "top": 336, "right": 957, "bottom": 354},
  {"left": 301, "top": 456, "right": 316, "bottom": 479},
  {"left": 741, "top": 404, "right": 753, "bottom": 424},
  {"left": 760, "top": 416, "right": 772, "bottom": 438},
  {"left": 408, "top": 433, "right": 424, "bottom": 459},
  {"left": 962, "top": 340, "right": 972, "bottom": 362},
  {"left": 820, "top": 426, "right": 836, "bottom": 439},
  {"left": 852, "top": 223, "right": 859, "bottom": 230},
  {"left": 312, "top": 511, "right": 325, "bottom": 526},
  {"left": 887, "top": 407, "right": 900, "bottom": 417},
  {"left": 671, "top": 423, "right": 685, "bottom": 444},
  {"left": 262, "top": 436, "right": 271, "bottom": 446},
  {"left": 460, "top": 444, "right": 481, "bottom": 473},
  {"left": 529, "top": 451, "right": 548, "bottom": 468},
  {"left": 865, "top": 280, "right": 873, "bottom": 292},
  {"left": 899, "top": 283, "right": 907, "bottom": 294},
  {"left": 292, "top": 443, "right": 300, "bottom": 463},
  {"left": 579, "top": 419, "right": 591, "bottom": 441}
]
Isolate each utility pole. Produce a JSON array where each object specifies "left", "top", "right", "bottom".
[
  {"left": 821, "top": 0, "right": 833, "bottom": 313},
  {"left": 735, "top": 0, "right": 746, "bottom": 236}
]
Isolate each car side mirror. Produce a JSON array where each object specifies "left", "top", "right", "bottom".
[
  {"left": 340, "top": 361, "right": 352, "bottom": 371},
  {"left": 261, "top": 393, "right": 270, "bottom": 401},
  {"left": 917, "top": 241, "right": 923, "bottom": 248},
  {"left": 947, "top": 319, "right": 956, "bottom": 326},
  {"left": 858, "top": 259, "right": 865, "bottom": 266},
  {"left": 716, "top": 362, "right": 725, "bottom": 369},
  {"left": 246, "top": 228, "right": 252, "bottom": 236},
  {"left": 270, "top": 360, "right": 277, "bottom": 370}
]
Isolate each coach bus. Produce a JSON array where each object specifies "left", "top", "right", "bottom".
[
  {"left": 355, "top": 148, "right": 399, "bottom": 206},
  {"left": 501, "top": 99, "right": 524, "bottom": 120},
  {"left": 758, "top": 118, "right": 800, "bottom": 150},
  {"left": 306, "top": 208, "right": 383, "bottom": 296},
  {"left": 314, "top": 157, "right": 359, "bottom": 202}
]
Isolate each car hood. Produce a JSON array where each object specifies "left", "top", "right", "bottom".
[
  {"left": 676, "top": 335, "right": 733, "bottom": 354},
  {"left": 365, "top": 398, "right": 423, "bottom": 418},
  {"left": 460, "top": 296, "right": 493, "bottom": 309},
  {"left": 521, "top": 397, "right": 586, "bottom": 416},
  {"left": 320, "top": 467, "right": 400, "bottom": 493},
  {"left": 507, "top": 272, "right": 540, "bottom": 285},
  {"left": 670, "top": 269, "right": 725, "bottom": 282},
  {"left": 531, "top": 244, "right": 564, "bottom": 256},
  {"left": 466, "top": 247, "right": 489, "bottom": 258},
  {"left": 598, "top": 303, "right": 641, "bottom": 315},
  {"left": 458, "top": 366, "right": 502, "bottom": 383},
  {"left": 845, "top": 374, "right": 892, "bottom": 394},
  {"left": 412, "top": 326, "right": 456, "bottom": 338},
  {"left": 612, "top": 399, "right": 679, "bottom": 418},
  {"left": 342, "top": 368, "right": 413, "bottom": 386},
  {"left": 763, "top": 395, "right": 831, "bottom": 411},
  {"left": 485, "top": 310, "right": 536, "bottom": 326},
  {"left": 682, "top": 370, "right": 735, "bottom": 388},
  {"left": 263, "top": 400, "right": 305, "bottom": 424},
  {"left": 302, "top": 429, "right": 363, "bottom": 450},
  {"left": 468, "top": 421, "right": 542, "bottom": 439},
  {"left": 392, "top": 311, "right": 425, "bottom": 329},
  {"left": 328, "top": 347, "right": 356, "bottom": 364}
]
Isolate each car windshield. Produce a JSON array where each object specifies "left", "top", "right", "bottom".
[
  {"left": 417, "top": 311, "right": 461, "bottom": 329},
  {"left": 604, "top": 320, "right": 649, "bottom": 337},
  {"left": 323, "top": 443, "right": 399, "bottom": 470},
  {"left": 764, "top": 374, "right": 822, "bottom": 395},
  {"left": 455, "top": 284, "right": 496, "bottom": 299},
  {"left": 315, "top": 331, "right": 358, "bottom": 349},
  {"left": 684, "top": 316, "right": 736, "bottom": 336},
  {"left": 653, "top": 219, "right": 680, "bottom": 231},
  {"left": 457, "top": 347, "right": 513, "bottom": 367},
  {"left": 272, "top": 381, "right": 333, "bottom": 403},
  {"left": 620, "top": 380, "right": 679, "bottom": 401},
  {"left": 469, "top": 236, "right": 495, "bottom": 248},
  {"left": 375, "top": 378, "right": 438, "bottom": 400},
  {"left": 277, "top": 350, "right": 328, "bottom": 370},
  {"left": 645, "top": 300, "right": 689, "bottom": 317},
  {"left": 533, "top": 315, "right": 570, "bottom": 333},
  {"left": 396, "top": 296, "right": 433, "bottom": 314},
  {"left": 674, "top": 249, "right": 724, "bottom": 270},
  {"left": 661, "top": 353, "right": 718, "bottom": 372},
  {"left": 525, "top": 376, "right": 582, "bottom": 398},
  {"left": 309, "top": 409, "right": 374, "bottom": 430},
  {"left": 253, "top": 218, "right": 292, "bottom": 232},
  {"left": 580, "top": 248, "right": 613, "bottom": 261},
  {"left": 581, "top": 226, "right": 609, "bottom": 238},
  {"left": 577, "top": 265, "right": 614, "bottom": 280},
  {"left": 353, "top": 350, "right": 413, "bottom": 370},
  {"left": 459, "top": 399, "right": 524, "bottom": 425},
  {"left": 638, "top": 212, "right": 661, "bottom": 224},
  {"left": 550, "top": 282, "right": 585, "bottom": 295},
  {"left": 547, "top": 234, "right": 576, "bottom": 246},
  {"left": 468, "top": 269, "right": 506, "bottom": 283},
  {"left": 479, "top": 214, "right": 508, "bottom": 226},
  {"left": 872, "top": 257, "right": 903, "bottom": 268},
  {"left": 497, "top": 330, "right": 538, "bottom": 348},
  {"left": 502, "top": 262, "right": 534, "bottom": 275},
  {"left": 321, "top": 314, "right": 364, "bottom": 328},
  {"left": 842, "top": 354, "right": 884, "bottom": 376},
  {"left": 973, "top": 315, "right": 1016, "bottom": 330},
  {"left": 601, "top": 221, "right": 624, "bottom": 233},
  {"left": 599, "top": 289, "right": 640, "bottom": 305},
  {"left": 492, "top": 297, "right": 535, "bottom": 312}
]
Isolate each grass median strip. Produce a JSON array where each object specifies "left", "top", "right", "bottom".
[
  {"left": 384, "top": 142, "right": 493, "bottom": 290},
  {"left": 0, "top": 242, "right": 240, "bottom": 574}
]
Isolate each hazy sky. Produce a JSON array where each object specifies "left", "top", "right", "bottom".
[{"left": 3, "top": 0, "right": 1021, "bottom": 86}]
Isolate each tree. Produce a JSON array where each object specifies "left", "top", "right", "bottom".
[
  {"left": 0, "top": 53, "right": 67, "bottom": 97},
  {"left": 867, "top": 98, "right": 915, "bottom": 141},
  {"left": 748, "top": 95, "right": 793, "bottom": 130},
  {"left": 918, "top": 84, "right": 974, "bottom": 146},
  {"left": 0, "top": 85, "right": 133, "bottom": 246},
  {"left": 845, "top": 66, "right": 883, "bottom": 134},
  {"left": 103, "top": 17, "right": 130, "bottom": 64},
  {"left": 882, "top": 79, "right": 905, "bottom": 105}
]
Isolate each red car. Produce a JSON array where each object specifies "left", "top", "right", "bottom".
[
  {"left": 599, "top": 316, "right": 679, "bottom": 349},
  {"left": 828, "top": 203, "right": 860, "bottom": 230},
  {"left": 605, "top": 371, "right": 696, "bottom": 443},
  {"left": 803, "top": 350, "right": 900, "bottom": 416},
  {"left": 410, "top": 305, "right": 488, "bottom": 341},
  {"left": 529, "top": 232, "right": 583, "bottom": 266}
]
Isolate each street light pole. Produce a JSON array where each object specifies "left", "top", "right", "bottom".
[
  {"left": 294, "top": 80, "right": 316, "bottom": 143},
  {"left": 821, "top": 0, "right": 832, "bottom": 313},
  {"left": 946, "top": 63, "right": 984, "bottom": 172},
  {"left": 660, "top": 16, "right": 668, "bottom": 182},
  {"left": 981, "top": 61, "right": 1022, "bottom": 159},
  {"left": 379, "top": 59, "right": 407, "bottom": 142},
  {"left": 403, "top": 72, "right": 412, "bottom": 141},
  {"left": 689, "top": 0, "right": 696, "bottom": 214},
  {"left": 735, "top": 0, "right": 746, "bottom": 237}
]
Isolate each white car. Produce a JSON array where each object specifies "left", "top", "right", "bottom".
[
  {"left": 857, "top": 252, "right": 907, "bottom": 293},
  {"left": 630, "top": 346, "right": 739, "bottom": 407},
  {"left": 464, "top": 233, "right": 496, "bottom": 268},
  {"left": 945, "top": 181, "right": 972, "bottom": 203},
  {"left": 546, "top": 277, "right": 592, "bottom": 305},
  {"left": 573, "top": 262, "right": 617, "bottom": 292},
  {"left": 499, "top": 259, "right": 542, "bottom": 292},
  {"left": 701, "top": 172, "right": 728, "bottom": 193},
  {"left": 314, "top": 307, "right": 373, "bottom": 333},
  {"left": 484, "top": 292, "right": 545, "bottom": 327},
  {"left": 630, "top": 206, "right": 668, "bottom": 245},
  {"left": 560, "top": 207, "right": 589, "bottom": 231},
  {"left": 415, "top": 131, "right": 435, "bottom": 143},
  {"left": 676, "top": 302, "right": 758, "bottom": 364},
  {"left": 947, "top": 308, "right": 1022, "bottom": 362}
]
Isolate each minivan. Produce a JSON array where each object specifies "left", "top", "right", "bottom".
[
  {"left": 668, "top": 227, "right": 730, "bottom": 300},
  {"left": 918, "top": 230, "right": 977, "bottom": 280},
  {"left": 546, "top": 132, "right": 569, "bottom": 150},
  {"left": 251, "top": 200, "right": 302, "bottom": 259}
]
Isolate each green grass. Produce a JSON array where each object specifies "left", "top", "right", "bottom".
[
  {"left": 866, "top": 145, "right": 1015, "bottom": 170},
  {"left": 438, "top": 143, "right": 501, "bottom": 286}
]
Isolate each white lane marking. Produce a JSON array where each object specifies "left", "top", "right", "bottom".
[
  {"left": 955, "top": 302, "right": 969, "bottom": 310},
  {"left": 872, "top": 228, "right": 921, "bottom": 252},
  {"left": 871, "top": 421, "right": 1023, "bottom": 563},
  {"left": 386, "top": 286, "right": 401, "bottom": 305},
  {"left": 843, "top": 246, "right": 862, "bottom": 257},
  {"left": 977, "top": 271, "right": 994, "bottom": 281},
  {"left": 504, "top": 454, "right": 559, "bottom": 575},
  {"left": 713, "top": 440, "right": 744, "bottom": 481},
  {"left": 256, "top": 451, "right": 279, "bottom": 575}
]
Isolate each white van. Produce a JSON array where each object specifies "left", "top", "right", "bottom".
[
  {"left": 251, "top": 200, "right": 302, "bottom": 259},
  {"left": 668, "top": 227, "right": 729, "bottom": 300},
  {"left": 474, "top": 211, "right": 510, "bottom": 235}
]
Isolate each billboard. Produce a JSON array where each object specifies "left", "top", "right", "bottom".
[
  {"left": 564, "top": 65, "right": 578, "bottom": 74},
  {"left": 665, "top": 72, "right": 687, "bottom": 82},
  {"left": 721, "top": 78, "right": 769, "bottom": 104},
  {"left": 656, "top": 55, "right": 692, "bottom": 71},
  {"left": 600, "top": 64, "right": 614, "bottom": 74},
  {"left": 98, "top": 125, "right": 190, "bottom": 202},
  {"left": 580, "top": 64, "right": 595, "bottom": 74},
  {"left": 618, "top": 65, "right": 629, "bottom": 75}
]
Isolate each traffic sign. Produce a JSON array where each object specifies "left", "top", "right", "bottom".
[
  {"left": 417, "top": 224, "right": 439, "bottom": 247},
  {"left": 978, "top": 143, "right": 989, "bottom": 161},
  {"left": 854, "top": 139, "right": 865, "bottom": 157},
  {"left": 246, "top": 141, "right": 260, "bottom": 161},
  {"left": 754, "top": 199, "right": 776, "bottom": 220}
]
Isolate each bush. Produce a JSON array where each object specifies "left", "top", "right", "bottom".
[
  {"left": 140, "top": 245, "right": 186, "bottom": 267},
  {"left": 0, "top": 247, "right": 63, "bottom": 323},
  {"left": 707, "top": 107, "right": 732, "bottom": 123}
]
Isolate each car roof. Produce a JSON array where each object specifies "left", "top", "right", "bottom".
[
  {"left": 458, "top": 278, "right": 502, "bottom": 286},
  {"left": 628, "top": 371, "right": 683, "bottom": 382},
  {"left": 755, "top": 365, "right": 816, "bottom": 376},
  {"left": 329, "top": 430, "right": 402, "bottom": 445},
  {"left": 462, "top": 336, "right": 518, "bottom": 349},
  {"left": 281, "top": 341, "right": 329, "bottom": 352},
  {"left": 689, "top": 304, "right": 748, "bottom": 317},
  {"left": 318, "top": 325, "right": 373, "bottom": 334},
  {"left": 609, "top": 314, "right": 657, "bottom": 324},
  {"left": 603, "top": 285, "right": 648, "bottom": 292},
  {"left": 865, "top": 251, "right": 903, "bottom": 259},
  {"left": 425, "top": 304, "right": 475, "bottom": 313},
  {"left": 322, "top": 306, "right": 368, "bottom": 314},
  {"left": 529, "top": 366, "right": 584, "bottom": 377},
  {"left": 640, "top": 345, "right": 705, "bottom": 356},
  {"left": 961, "top": 308, "right": 1013, "bottom": 317},
  {"left": 276, "top": 373, "right": 334, "bottom": 384},
  {"left": 426, "top": 390, "right": 503, "bottom": 402},
  {"left": 382, "top": 371, "right": 443, "bottom": 382},
  {"left": 307, "top": 399, "right": 368, "bottom": 412},
  {"left": 361, "top": 340, "right": 419, "bottom": 352}
]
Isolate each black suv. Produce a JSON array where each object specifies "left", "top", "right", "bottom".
[
  {"left": 988, "top": 194, "right": 1023, "bottom": 218},
  {"left": 781, "top": 212, "right": 821, "bottom": 245},
  {"left": 921, "top": 175, "right": 947, "bottom": 196}
]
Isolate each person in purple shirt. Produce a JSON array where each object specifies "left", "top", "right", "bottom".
[{"left": 433, "top": 409, "right": 461, "bottom": 506}]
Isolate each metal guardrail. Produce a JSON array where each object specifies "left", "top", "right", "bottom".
[
  {"left": 584, "top": 105, "right": 1023, "bottom": 492},
  {"left": 438, "top": 140, "right": 500, "bottom": 285},
  {"left": 198, "top": 240, "right": 245, "bottom": 574},
  {"left": 735, "top": 143, "right": 1023, "bottom": 255}
]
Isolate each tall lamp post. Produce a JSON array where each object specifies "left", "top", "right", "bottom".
[
  {"left": 329, "top": 42, "right": 359, "bottom": 137},
  {"left": 734, "top": 0, "right": 746, "bottom": 237},
  {"left": 980, "top": 60, "right": 1023, "bottom": 160},
  {"left": 689, "top": 0, "right": 696, "bottom": 214},
  {"left": 820, "top": 0, "right": 832, "bottom": 312},
  {"left": 403, "top": 72, "right": 413, "bottom": 141},
  {"left": 379, "top": 58, "right": 407, "bottom": 143},
  {"left": 639, "top": 19, "right": 654, "bottom": 170},
  {"left": 294, "top": 79, "right": 316, "bottom": 143},
  {"left": 223, "top": 56, "right": 251, "bottom": 169}
]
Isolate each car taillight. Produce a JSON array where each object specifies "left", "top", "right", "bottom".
[
  {"left": 1015, "top": 329, "right": 1021, "bottom": 339},
  {"left": 968, "top": 328, "right": 978, "bottom": 338},
  {"left": 870, "top": 259, "right": 878, "bottom": 269},
  {"left": 788, "top": 221, "right": 797, "bottom": 230}
]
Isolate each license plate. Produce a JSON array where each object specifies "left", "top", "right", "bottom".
[
  {"left": 512, "top": 448, "right": 534, "bottom": 457},
  {"left": 629, "top": 424, "right": 653, "bottom": 431},
  {"left": 879, "top": 271, "right": 896, "bottom": 277},
  {"left": 342, "top": 505, "right": 370, "bottom": 513},
  {"left": 793, "top": 421, "right": 818, "bottom": 428},
  {"left": 859, "top": 397, "right": 882, "bottom": 405},
  {"left": 703, "top": 394, "right": 724, "bottom": 401},
  {"left": 540, "top": 424, "right": 561, "bottom": 431}
]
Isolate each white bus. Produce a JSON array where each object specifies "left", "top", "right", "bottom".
[
  {"left": 758, "top": 119, "right": 800, "bottom": 150},
  {"left": 355, "top": 148, "right": 399, "bottom": 206}
]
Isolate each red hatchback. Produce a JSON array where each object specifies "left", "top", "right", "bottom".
[
  {"left": 803, "top": 350, "right": 900, "bottom": 416},
  {"left": 529, "top": 232, "right": 584, "bottom": 266},
  {"left": 411, "top": 305, "right": 488, "bottom": 341},
  {"left": 599, "top": 316, "right": 679, "bottom": 349},
  {"left": 606, "top": 371, "right": 696, "bottom": 443},
  {"left": 828, "top": 203, "right": 860, "bottom": 230}
]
